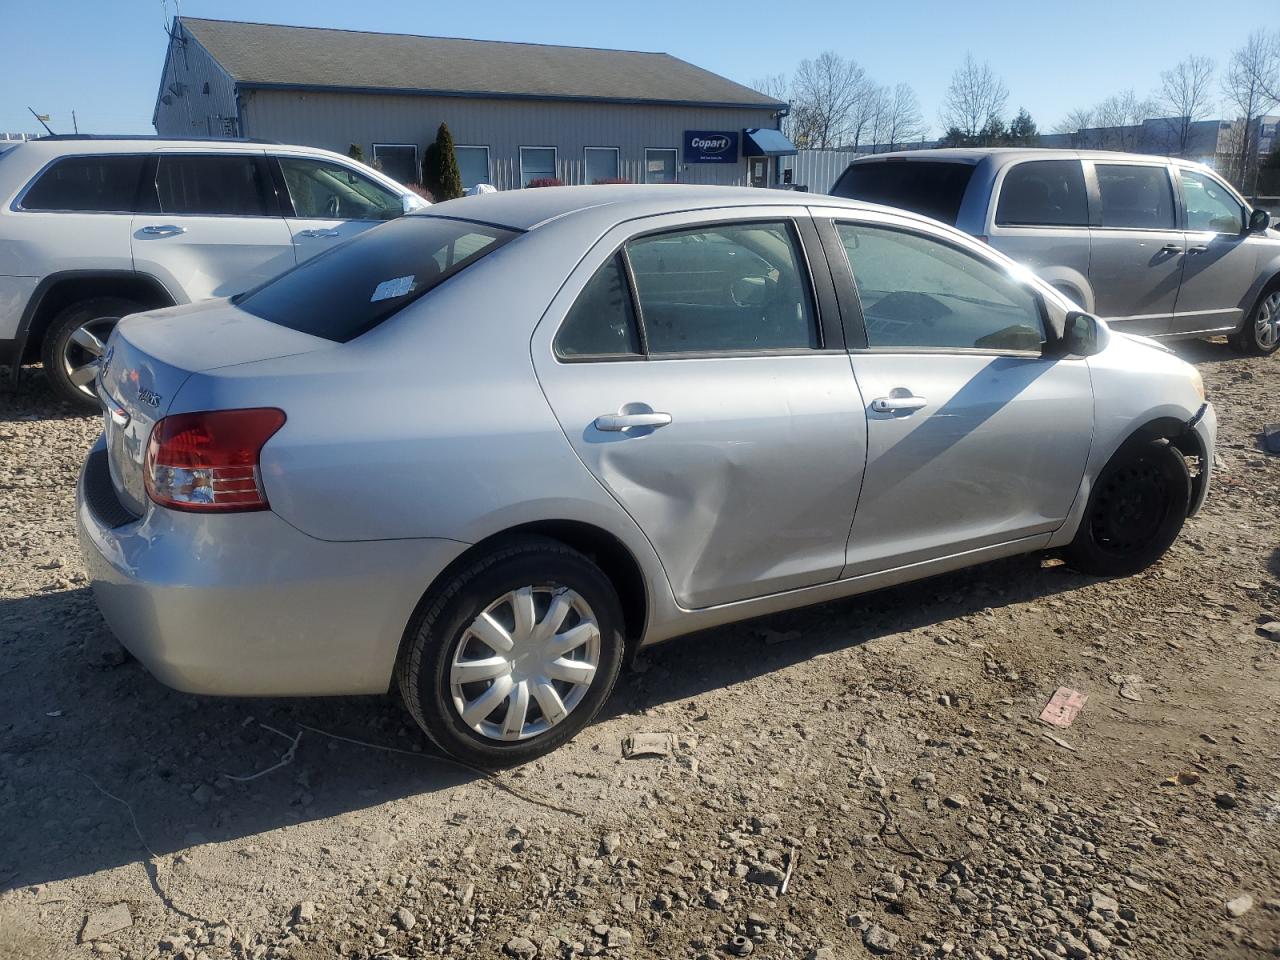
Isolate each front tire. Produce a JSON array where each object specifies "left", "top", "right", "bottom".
[
  {"left": 1063, "top": 439, "right": 1190, "bottom": 577},
  {"left": 1229, "top": 283, "right": 1280, "bottom": 356},
  {"left": 396, "top": 537, "right": 625, "bottom": 767},
  {"left": 41, "top": 297, "right": 144, "bottom": 408}
]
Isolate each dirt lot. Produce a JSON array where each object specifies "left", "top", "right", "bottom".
[{"left": 1, "top": 340, "right": 1278, "bottom": 960}]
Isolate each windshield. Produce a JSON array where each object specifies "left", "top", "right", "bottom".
[
  {"left": 832, "top": 160, "right": 977, "bottom": 225},
  {"left": 238, "top": 215, "right": 517, "bottom": 342}
]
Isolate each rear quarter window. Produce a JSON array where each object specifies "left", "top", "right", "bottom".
[
  {"left": 995, "top": 160, "right": 1088, "bottom": 227},
  {"left": 237, "top": 215, "right": 517, "bottom": 342},
  {"left": 831, "top": 160, "right": 976, "bottom": 225},
  {"left": 20, "top": 154, "right": 145, "bottom": 212}
]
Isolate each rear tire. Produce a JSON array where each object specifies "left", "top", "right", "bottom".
[
  {"left": 1229, "top": 282, "right": 1280, "bottom": 356},
  {"left": 41, "top": 297, "right": 144, "bottom": 409},
  {"left": 1063, "top": 439, "right": 1190, "bottom": 577},
  {"left": 396, "top": 536, "right": 625, "bottom": 768}
]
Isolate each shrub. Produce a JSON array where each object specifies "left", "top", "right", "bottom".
[
  {"left": 347, "top": 143, "right": 364, "bottom": 163},
  {"left": 422, "top": 123, "right": 463, "bottom": 201},
  {"left": 526, "top": 177, "right": 565, "bottom": 188},
  {"left": 404, "top": 183, "right": 432, "bottom": 202},
  {"left": 592, "top": 177, "right": 631, "bottom": 185}
]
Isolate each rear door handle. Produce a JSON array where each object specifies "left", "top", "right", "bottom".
[
  {"left": 870, "top": 395, "right": 928, "bottom": 413},
  {"left": 1159, "top": 243, "right": 1182, "bottom": 253},
  {"left": 139, "top": 224, "right": 186, "bottom": 236},
  {"left": 1187, "top": 244, "right": 1209, "bottom": 254},
  {"left": 297, "top": 228, "right": 341, "bottom": 239},
  {"left": 594, "top": 412, "right": 672, "bottom": 431}
]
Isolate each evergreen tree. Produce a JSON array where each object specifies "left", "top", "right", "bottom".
[
  {"left": 1008, "top": 108, "right": 1039, "bottom": 146},
  {"left": 422, "top": 123, "right": 463, "bottom": 201}
]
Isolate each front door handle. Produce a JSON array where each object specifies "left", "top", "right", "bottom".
[
  {"left": 1187, "top": 244, "right": 1209, "bottom": 254},
  {"left": 1159, "top": 243, "right": 1182, "bottom": 253},
  {"left": 139, "top": 224, "right": 186, "bottom": 236},
  {"left": 297, "top": 228, "right": 341, "bottom": 239},
  {"left": 594, "top": 411, "right": 672, "bottom": 432},
  {"left": 870, "top": 395, "right": 928, "bottom": 414}
]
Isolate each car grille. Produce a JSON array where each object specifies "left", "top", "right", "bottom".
[{"left": 84, "top": 447, "right": 139, "bottom": 529}]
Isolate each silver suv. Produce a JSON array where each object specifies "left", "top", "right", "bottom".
[
  {"left": 832, "top": 149, "right": 1280, "bottom": 354},
  {"left": 0, "top": 136, "right": 426, "bottom": 406}
]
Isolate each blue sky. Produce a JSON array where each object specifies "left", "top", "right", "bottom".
[{"left": 0, "top": 0, "right": 1274, "bottom": 138}]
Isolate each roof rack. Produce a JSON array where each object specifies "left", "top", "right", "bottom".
[{"left": 36, "top": 134, "right": 280, "bottom": 144}]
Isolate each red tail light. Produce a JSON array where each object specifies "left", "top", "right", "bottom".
[{"left": 145, "top": 408, "right": 286, "bottom": 512}]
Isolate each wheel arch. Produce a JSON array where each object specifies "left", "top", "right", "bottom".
[
  {"left": 18, "top": 271, "right": 176, "bottom": 363},
  {"left": 1109, "top": 415, "right": 1207, "bottom": 517}
]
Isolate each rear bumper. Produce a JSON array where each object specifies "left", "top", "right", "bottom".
[{"left": 76, "top": 436, "right": 468, "bottom": 696}]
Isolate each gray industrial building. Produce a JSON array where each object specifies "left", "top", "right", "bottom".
[{"left": 153, "top": 18, "right": 796, "bottom": 191}]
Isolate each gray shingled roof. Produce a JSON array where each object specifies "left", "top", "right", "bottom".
[{"left": 180, "top": 18, "right": 783, "bottom": 109}]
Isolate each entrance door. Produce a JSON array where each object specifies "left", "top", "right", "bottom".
[{"left": 748, "top": 157, "right": 769, "bottom": 188}]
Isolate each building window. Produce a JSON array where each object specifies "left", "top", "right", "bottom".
[
  {"left": 584, "top": 147, "right": 620, "bottom": 184},
  {"left": 645, "top": 148, "right": 677, "bottom": 184},
  {"left": 371, "top": 144, "right": 419, "bottom": 187},
  {"left": 455, "top": 146, "right": 490, "bottom": 189},
  {"left": 520, "top": 146, "right": 558, "bottom": 187}
]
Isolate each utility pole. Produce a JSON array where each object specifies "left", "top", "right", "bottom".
[
  {"left": 27, "top": 107, "right": 54, "bottom": 136},
  {"left": 72, "top": 110, "right": 78, "bottom": 134}
]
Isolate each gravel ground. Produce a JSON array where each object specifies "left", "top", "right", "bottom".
[{"left": 1, "top": 340, "right": 1278, "bottom": 960}]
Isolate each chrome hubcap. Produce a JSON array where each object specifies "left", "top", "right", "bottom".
[
  {"left": 450, "top": 585, "right": 600, "bottom": 742},
  {"left": 1258, "top": 292, "right": 1280, "bottom": 349},
  {"left": 62, "top": 316, "right": 118, "bottom": 398}
]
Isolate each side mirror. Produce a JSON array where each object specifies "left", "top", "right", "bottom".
[
  {"left": 1058, "top": 311, "right": 1100, "bottom": 357},
  {"left": 1249, "top": 208, "right": 1272, "bottom": 234}
]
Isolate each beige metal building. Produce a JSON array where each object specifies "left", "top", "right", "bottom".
[{"left": 153, "top": 18, "right": 795, "bottom": 191}]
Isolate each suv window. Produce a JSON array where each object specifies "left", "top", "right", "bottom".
[
  {"left": 627, "top": 221, "right": 818, "bottom": 354},
  {"left": 837, "top": 222, "right": 1045, "bottom": 352},
  {"left": 153, "top": 154, "right": 270, "bottom": 217},
  {"left": 237, "top": 215, "right": 515, "bottom": 342},
  {"left": 831, "top": 160, "right": 976, "bottom": 225},
  {"left": 278, "top": 156, "right": 402, "bottom": 220},
  {"left": 1095, "top": 164, "right": 1175, "bottom": 230},
  {"left": 21, "top": 155, "right": 144, "bottom": 212},
  {"left": 996, "top": 160, "right": 1088, "bottom": 227},
  {"left": 556, "top": 254, "right": 641, "bottom": 358},
  {"left": 1180, "top": 169, "right": 1244, "bottom": 234}
]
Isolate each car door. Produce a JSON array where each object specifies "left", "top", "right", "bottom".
[
  {"left": 272, "top": 154, "right": 405, "bottom": 263},
  {"left": 1170, "top": 167, "right": 1260, "bottom": 335},
  {"left": 130, "top": 151, "right": 295, "bottom": 301},
  {"left": 1084, "top": 160, "right": 1184, "bottom": 336},
  {"left": 531, "top": 209, "right": 867, "bottom": 610},
  {"left": 816, "top": 208, "right": 1094, "bottom": 577}
]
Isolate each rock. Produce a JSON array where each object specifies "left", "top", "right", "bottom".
[
  {"left": 80, "top": 904, "right": 132, "bottom": 943},
  {"left": 1255, "top": 622, "right": 1280, "bottom": 640},
  {"left": 606, "top": 927, "right": 633, "bottom": 948},
  {"left": 191, "top": 783, "right": 215, "bottom": 805},
  {"left": 599, "top": 832, "right": 621, "bottom": 856},
  {"left": 727, "top": 935, "right": 754, "bottom": 956},
  {"left": 1226, "top": 894, "right": 1255, "bottom": 918},
  {"left": 943, "top": 794, "right": 969, "bottom": 809},
  {"left": 158, "top": 933, "right": 190, "bottom": 952},
  {"left": 1214, "top": 792, "right": 1238, "bottom": 810},
  {"left": 292, "top": 901, "right": 316, "bottom": 924},
  {"left": 863, "top": 924, "right": 899, "bottom": 955},
  {"left": 746, "top": 864, "right": 786, "bottom": 886},
  {"left": 505, "top": 936, "right": 538, "bottom": 959},
  {"left": 705, "top": 888, "right": 730, "bottom": 909},
  {"left": 1085, "top": 930, "right": 1111, "bottom": 953},
  {"left": 622, "top": 732, "right": 673, "bottom": 759},
  {"left": 394, "top": 906, "right": 416, "bottom": 930},
  {"left": 1089, "top": 891, "right": 1119, "bottom": 918},
  {"left": 1058, "top": 931, "right": 1090, "bottom": 959}
]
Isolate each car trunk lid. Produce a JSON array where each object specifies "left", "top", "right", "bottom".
[{"left": 98, "top": 300, "right": 330, "bottom": 516}]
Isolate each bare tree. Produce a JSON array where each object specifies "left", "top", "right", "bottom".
[
  {"left": 847, "top": 82, "right": 887, "bottom": 151},
  {"left": 1223, "top": 30, "right": 1280, "bottom": 191},
  {"left": 941, "top": 53, "right": 1008, "bottom": 139},
  {"left": 1157, "top": 55, "right": 1216, "bottom": 156},
  {"left": 752, "top": 73, "right": 795, "bottom": 141},
  {"left": 878, "top": 83, "right": 926, "bottom": 150},
  {"left": 1055, "top": 107, "right": 1096, "bottom": 147},
  {"left": 790, "top": 52, "right": 868, "bottom": 149},
  {"left": 1093, "top": 90, "right": 1156, "bottom": 151}
]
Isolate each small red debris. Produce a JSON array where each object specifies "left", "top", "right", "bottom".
[{"left": 1039, "top": 687, "right": 1088, "bottom": 728}]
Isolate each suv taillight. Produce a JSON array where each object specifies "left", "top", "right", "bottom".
[{"left": 144, "top": 408, "right": 286, "bottom": 512}]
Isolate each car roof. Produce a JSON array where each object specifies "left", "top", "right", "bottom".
[
  {"left": 425, "top": 184, "right": 876, "bottom": 232},
  {"left": 853, "top": 147, "right": 1211, "bottom": 169}
]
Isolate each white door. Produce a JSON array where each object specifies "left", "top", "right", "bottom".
[
  {"left": 825, "top": 214, "right": 1094, "bottom": 575},
  {"left": 130, "top": 151, "right": 295, "bottom": 301},
  {"left": 274, "top": 155, "right": 406, "bottom": 263}
]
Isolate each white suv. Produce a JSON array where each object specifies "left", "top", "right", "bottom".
[{"left": 0, "top": 136, "right": 427, "bottom": 406}]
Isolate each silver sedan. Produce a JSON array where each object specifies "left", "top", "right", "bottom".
[{"left": 78, "top": 186, "right": 1216, "bottom": 766}]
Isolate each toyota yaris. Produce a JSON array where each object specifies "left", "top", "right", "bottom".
[{"left": 78, "top": 186, "right": 1215, "bottom": 766}]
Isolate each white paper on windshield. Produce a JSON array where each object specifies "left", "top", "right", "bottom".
[{"left": 370, "top": 276, "right": 414, "bottom": 302}]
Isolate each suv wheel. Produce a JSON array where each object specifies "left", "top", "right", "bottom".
[
  {"left": 1062, "top": 439, "right": 1190, "bottom": 577},
  {"left": 41, "top": 297, "right": 144, "bottom": 408},
  {"left": 1230, "top": 284, "right": 1280, "bottom": 356},
  {"left": 396, "top": 536, "right": 625, "bottom": 767}
]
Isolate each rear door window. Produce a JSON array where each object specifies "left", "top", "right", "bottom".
[
  {"left": 153, "top": 154, "right": 271, "bottom": 217},
  {"left": 1095, "top": 164, "right": 1176, "bottom": 230},
  {"left": 555, "top": 254, "right": 642, "bottom": 358},
  {"left": 20, "top": 155, "right": 144, "bottom": 212},
  {"left": 237, "top": 215, "right": 516, "bottom": 342},
  {"left": 996, "top": 160, "right": 1088, "bottom": 227},
  {"left": 831, "top": 161, "right": 976, "bottom": 225}
]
